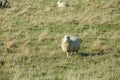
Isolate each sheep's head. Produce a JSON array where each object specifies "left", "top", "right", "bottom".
[{"left": 63, "top": 35, "right": 70, "bottom": 43}]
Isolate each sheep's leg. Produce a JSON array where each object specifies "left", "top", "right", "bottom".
[
  {"left": 70, "top": 52, "right": 73, "bottom": 56},
  {"left": 76, "top": 50, "right": 79, "bottom": 53},
  {"left": 66, "top": 52, "right": 69, "bottom": 58},
  {"left": 66, "top": 52, "right": 72, "bottom": 58},
  {"left": 76, "top": 50, "right": 80, "bottom": 55}
]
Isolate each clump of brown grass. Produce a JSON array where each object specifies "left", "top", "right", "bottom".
[
  {"left": 91, "top": 39, "right": 104, "bottom": 51},
  {"left": 111, "top": 31, "right": 120, "bottom": 39},
  {"left": 5, "top": 38, "right": 17, "bottom": 52},
  {"left": 38, "top": 29, "right": 49, "bottom": 42},
  {"left": 91, "top": 38, "right": 112, "bottom": 54},
  {"left": 76, "top": 0, "right": 120, "bottom": 26}
]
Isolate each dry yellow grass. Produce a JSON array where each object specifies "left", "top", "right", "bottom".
[{"left": 0, "top": 0, "right": 120, "bottom": 80}]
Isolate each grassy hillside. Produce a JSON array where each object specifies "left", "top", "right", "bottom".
[{"left": 0, "top": 0, "right": 120, "bottom": 80}]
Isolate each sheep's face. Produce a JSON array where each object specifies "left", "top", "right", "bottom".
[{"left": 63, "top": 35, "right": 70, "bottom": 43}]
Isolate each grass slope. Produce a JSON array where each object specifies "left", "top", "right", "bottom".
[{"left": 0, "top": 0, "right": 120, "bottom": 80}]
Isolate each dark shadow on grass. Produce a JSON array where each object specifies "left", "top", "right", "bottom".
[
  {"left": 79, "top": 52, "right": 96, "bottom": 57},
  {"left": 78, "top": 51, "right": 105, "bottom": 57},
  {"left": 0, "top": 5, "right": 11, "bottom": 9}
]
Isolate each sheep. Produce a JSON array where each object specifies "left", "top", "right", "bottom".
[
  {"left": 61, "top": 35, "right": 80, "bottom": 58},
  {"left": 57, "top": 0, "right": 69, "bottom": 8},
  {"left": 0, "top": 0, "right": 10, "bottom": 8}
]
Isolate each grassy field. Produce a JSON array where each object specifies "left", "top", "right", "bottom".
[{"left": 0, "top": 0, "right": 120, "bottom": 80}]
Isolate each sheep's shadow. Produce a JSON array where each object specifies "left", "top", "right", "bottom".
[
  {"left": 0, "top": 6, "right": 11, "bottom": 9},
  {"left": 78, "top": 51, "right": 105, "bottom": 57}
]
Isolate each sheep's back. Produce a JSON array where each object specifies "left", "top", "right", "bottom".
[{"left": 70, "top": 36, "right": 80, "bottom": 52}]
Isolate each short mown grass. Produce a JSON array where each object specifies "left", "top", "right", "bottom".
[{"left": 0, "top": 0, "right": 120, "bottom": 80}]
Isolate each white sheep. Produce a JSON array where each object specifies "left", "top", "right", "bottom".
[
  {"left": 61, "top": 35, "right": 80, "bottom": 58},
  {"left": 57, "top": 0, "right": 69, "bottom": 8}
]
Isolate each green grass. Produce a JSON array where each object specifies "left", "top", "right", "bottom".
[{"left": 0, "top": 0, "right": 120, "bottom": 80}]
